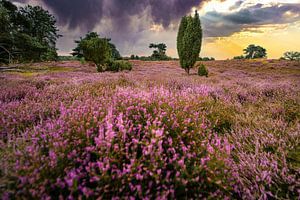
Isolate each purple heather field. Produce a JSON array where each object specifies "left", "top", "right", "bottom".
[{"left": 0, "top": 60, "right": 299, "bottom": 199}]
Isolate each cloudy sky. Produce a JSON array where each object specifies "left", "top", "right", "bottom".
[{"left": 12, "top": 0, "right": 300, "bottom": 59}]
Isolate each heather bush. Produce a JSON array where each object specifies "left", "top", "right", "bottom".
[
  {"left": 2, "top": 85, "right": 233, "bottom": 199},
  {"left": 200, "top": 100, "right": 236, "bottom": 134},
  {"left": 106, "top": 60, "right": 132, "bottom": 72},
  {"left": 228, "top": 129, "right": 299, "bottom": 199},
  {"left": 283, "top": 100, "right": 300, "bottom": 124},
  {"left": 287, "top": 146, "right": 300, "bottom": 171},
  {"left": 198, "top": 64, "right": 209, "bottom": 77}
]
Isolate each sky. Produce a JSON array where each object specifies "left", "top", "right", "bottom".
[{"left": 12, "top": 0, "right": 300, "bottom": 59}]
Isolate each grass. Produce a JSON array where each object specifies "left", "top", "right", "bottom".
[{"left": 1, "top": 64, "right": 75, "bottom": 77}]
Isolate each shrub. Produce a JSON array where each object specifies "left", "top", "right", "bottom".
[
  {"left": 233, "top": 55, "right": 244, "bottom": 60},
  {"left": 106, "top": 60, "right": 132, "bottom": 72},
  {"left": 197, "top": 64, "right": 208, "bottom": 77},
  {"left": 198, "top": 57, "right": 215, "bottom": 61},
  {"left": 80, "top": 37, "right": 112, "bottom": 72},
  {"left": 201, "top": 100, "right": 236, "bottom": 134},
  {"left": 80, "top": 57, "right": 86, "bottom": 65},
  {"left": 105, "top": 60, "right": 119, "bottom": 72}
]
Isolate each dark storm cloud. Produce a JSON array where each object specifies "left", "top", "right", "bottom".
[
  {"left": 148, "top": 0, "right": 202, "bottom": 27},
  {"left": 203, "top": 3, "right": 300, "bottom": 37},
  {"left": 42, "top": 0, "right": 105, "bottom": 30},
  {"left": 13, "top": 0, "right": 202, "bottom": 30}
]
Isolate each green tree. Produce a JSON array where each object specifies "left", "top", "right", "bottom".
[
  {"left": 72, "top": 32, "right": 99, "bottom": 59},
  {"left": 149, "top": 43, "right": 168, "bottom": 60},
  {"left": 177, "top": 10, "right": 202, "bottom": 74},
  {"left": 282, "top": 51, "right": 300, "bottom": 61},
  {"left": 19, "top": 6, "right": 60, "bottom": 47},
  {"left": 0, "top": 5, "right": 11, "bottom": 63},
  {"left": 177, "top": 16, "right": 188, "bottom": 68},
  {"left": 0, "top": 1, "right": 17, "bottom": 63},
  {"left": 109, "top": 41, "right": 121, "bottom": 60},
  {"left": 0, "top": 5, "right": 10, "bottom": 32},
  {"left": 72, "top": 32, "right": 121, "bottom": 60},
  {"left": 243, "top": 44, "right": 267, "bottom": 59},
  {"left": 0, "top": 1, "right": 60, "bottom": 63},
  {"left": 80, "top": 37, "right": 112, "bottom": 72}
]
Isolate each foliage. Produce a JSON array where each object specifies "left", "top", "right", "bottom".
[
  {"left": 58, "top": 56, "right": 80, "bottom": 61},
  {"left": 72, "top": 32, "right": 121, "bottom": 60},
  {"left": 282, "top": 51, "right": 300, "bottom": 61},
  {"left": 0, "top": 0, "right": 60, "bottom": 63},
  {"left": 106, "top": 60, "right": 132, "bottom": 72},
  {"left": 0, "top": 5, "right": 12, "bottom": 64},
  {"left": 197, "top": 64, "right": 208, "bottom": 77},
  {"left": 41, "top": 47, "right": 58, "bottom": 61},
  {"left": 80, "top": 57, "right": 86, "bottom": 65},
  {"left": 0, "top": 4, "right": 10, "bottom": 33},
  {"left": 149, "top": 43, "right": 169, "bottom": 60},
  {"left": 128, "top": 54, "right": 174, "bottom": 61},
  {"left": 177, "top": 16, "right": 188, "bottom": 68},
  {"left": 243, "top": 44, "right": 267, "bottom": 59},
  {"left": 177, "top": 11, "right": 202, "bottom": 74},
  {"left": 130, "top": 54, "right": 140, "bottom": 60},
  {"left": 233, "top": 55, "right": 245, "bottom": 60},
  {"left": 109, "top": 42, "right": 122, "bottom": 60},
  {"left": 19, "top": 5, "right": 59, "bottom": 48},
  {"left": 80, "top": 37, "right": 112, "bottom": 72},
  {"left": 198, "top": 57, "right": 215, "bottom": 61}
]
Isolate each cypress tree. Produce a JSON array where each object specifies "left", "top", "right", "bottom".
[
  {"left": 192, "top": 11, "right": 202, "bottom": 66},
  {"left": 177, "top": 10, "right": 202, "bottom": 74},
  {"left": 177, "top": 16, "right": 188, "bottom": 68}
]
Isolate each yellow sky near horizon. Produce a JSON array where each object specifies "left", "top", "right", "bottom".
[
  {"left": 197, "top": 0, "right": 300, "bottom": 59},
  {"left": 201, "top": 22, "right": 300, "bottom": 59}
]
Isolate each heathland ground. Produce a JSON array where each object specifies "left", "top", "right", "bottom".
[{"left": 0, "top": 60, "right": 299, "bottom": 199}]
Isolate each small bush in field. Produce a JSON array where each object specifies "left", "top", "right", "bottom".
[
  {"left": 105, "top": 60, "right": 119, "bottom": 72},
  {"left": 80, "top": 57, "right": 86, "bottom": 65},
  {"left": 106, "top": 60, "right": 132, "bottom": 72},
  {"left": 198, "top": 64, "right": 208, "bottom": 77},
  {"left": 118, "top": 60, "right": 132, "bottom": 71}
]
